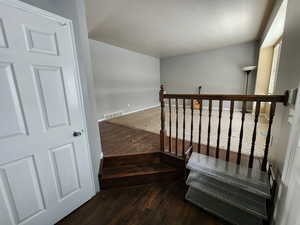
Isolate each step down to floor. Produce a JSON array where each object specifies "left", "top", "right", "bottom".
[
  {"left": 101, "top": 162, "right": 180, "bottom": 189},
  {"left": 103, "top": 152, "right": 161, "bottom": 168},
  {"left": 187, "top": 152, "right": 271, "bottom": 198},
  {"left": 187, "top": 171, "right": 267, "bottom": 219},
  {"left": 185, "top": 152, "right": 271, "bottom": 225},
  {"left": 186, "top": 187, "right": 263, "bottom": 225},
  {"left": 103, "top": 163, "right": 178, "bottom": 179},
  {"left": 100, "top": 152, "right": 184, "bottom": 189}
]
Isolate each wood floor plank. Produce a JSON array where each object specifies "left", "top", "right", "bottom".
[
  {"left": 102, "top": 163, "right": 177, "bottom": 179},
  {"left": 99, "top": 121, "right": 160, "bottom": 156},
  {"left": 56, "top": 180, "right": 230, "bottom": 225},
  {"left": 99, "top": 121, "right": 261, "bottom": 169}
]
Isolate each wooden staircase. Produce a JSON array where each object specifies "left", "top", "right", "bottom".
[{"left": 99, "top": 152, "right": 184, "bottom": 189}]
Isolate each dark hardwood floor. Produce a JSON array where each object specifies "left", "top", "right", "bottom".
[
  {"left": 56, "top": 180, "right": 229, "bottom": 225},
  {"left": 56, "top": 121, "right": 264, "bottom": 225},
  {"left": 99, "top": 121, "right": 260, "bottom": 168},
  {"left": 100, "top": 152, "right": 184, "bottom": 189},
  {"left": 99, "top": 121, "right": 160, "bottom": 156},
  {"left": 98, "top": 121, "right": 261, "bottom": 188}
]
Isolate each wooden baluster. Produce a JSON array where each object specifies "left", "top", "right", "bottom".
[
  {"left": 216, "top": 100, "right": 223, "bottom": 158},
  {"left": 182, "top": 99, "right": 186, "bottom": 156},
  {"left": 175, "top": 98, "right": 179, "bottom": 156},
  {"left": 168, "top": 98, "right": 172, "bottom": 153},
  {"left": 159, "top": 85, "right": 166, "bottom": 152},
  {"left": 190, "top": 99, "right": 194, "bottom": 147},
  {"left": 237, "top": 101, "right": 246, "bottom": 165},
  {"left": 261, "top": 102, "right": 276, "bottom": 171},
  {"left": 226, "top": 100, "right": 234, "bottom": 161},
  {"left": 207, "top": 100, "right": 212, "bottom": 155},
  {"left": 198, "top": 99, "right": 203, "bottom": 153},
  {"left": 249, "top": 101, "right": 261, "bottom": 168}
]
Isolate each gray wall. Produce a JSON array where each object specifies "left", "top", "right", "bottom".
[
  {"left": 20, "top": 0, "right": 102, "bottom": 192},
  {"left": 89, "top": 40, "right": 160, "bottom": 119},
  {"left": 269, "top": 0, "right": 300, "bottom": 173},
  {"left": 161, "top": 41, "right": 258, "bottom": 99}
]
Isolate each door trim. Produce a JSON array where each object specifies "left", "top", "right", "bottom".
[
  {"left": 0, "top": 0, "right": 96, "bottom": 196},
  {"left": 282, "top": 84, "right": 300, "bottom": 183},
  {"left": 276, "top": 83, "right": 300, "bottom": 224}
]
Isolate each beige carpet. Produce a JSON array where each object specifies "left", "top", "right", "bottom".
[{"left": 109, "top": 106, "right": 269, "bottom": 157}]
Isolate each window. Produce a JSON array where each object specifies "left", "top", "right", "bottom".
[{"left": 268, "top": 40, "right": 282, "bottom": 94}]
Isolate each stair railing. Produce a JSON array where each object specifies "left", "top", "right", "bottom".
[{"left": 159, "top": 85, "right": 288, "bottom": 171}]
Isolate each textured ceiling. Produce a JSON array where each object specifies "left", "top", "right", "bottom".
[{"left": 85, "top": 0, "right": 273, "bottom": 58}]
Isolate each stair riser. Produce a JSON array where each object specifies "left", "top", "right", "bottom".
[
  {"left": 100, "top": 171, "right": 180, "bottom": 189},
  {"left": 160, "top": 153, "right": 185, "bottom": 170},
  {"left": 103, "top": 152, "right": 161, "bottom": 168}
]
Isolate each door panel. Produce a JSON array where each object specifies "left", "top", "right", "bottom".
[
  {"left": 0, "top": 62, "right": 27, "bottom": 139},
  {"left": 24, "top": 26, "right": 59, "bottom": 56},
  {"left": 50, "top": 143, "right": 80, "bottom": 200},
  {"left": 286, "top": 144, "right": 300, "bottom": 225},
  {"left": 0, "top": 2, "right": 93, "bottom": 225},
  {"left": 0, "top": 156, "right": 45, "bottom": 224},
  {"left": 0, "top": 18, "right": 8, "bottom": 48},
  {"left": 285, "top": 177, "right": 300, "bottom": 225},
  {"left": 33, "top": 65, "right": 70, "bottom": 129}
]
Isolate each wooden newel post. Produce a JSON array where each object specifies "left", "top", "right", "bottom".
[{"left": 160, "top": 85, "right": 166, "bottom": 152}]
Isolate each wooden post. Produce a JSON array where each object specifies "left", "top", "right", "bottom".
[
  {"left": 182, "top": 99, "right": 186, "bottom": 156},
  {"left": 160, "top": 85, "right": 166, "bottom": 153},
  {"left": 190, "top": 99, "right": 194, "bottom": 147},
  {"left": 237, "top": 101, "right": 246, "bottom": 165},
  {"left": 207, "top": 100, "right": 212, "bottom": 155},
  {"left": 216, "top": 100, "right": 223, "bottom": 158},
  {"left": 168, "top": 98, "right": 172, "bottom": 153},
  {"left": 261, "top": 102, "right": 276, "bottom": 171},
  {"left": 175, "top": 98, "right": 179, "bottom": 156},
  {"left": 226, "top": 100, "right": 234, "bottom": 161},
  {"left": 249, "top": 101, "right": 261, "bottom": 168},
  {"left": 198, "top": 99, "right": 203, "bottom": 153}
]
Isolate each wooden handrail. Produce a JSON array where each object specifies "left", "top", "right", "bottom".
[
  {"left": 163, "top": 93, "right": 288, "bottom": 104},
  {"left": 159, "top": 85, "right": 288, "bottom": 171}
]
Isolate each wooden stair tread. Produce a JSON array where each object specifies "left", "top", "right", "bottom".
[
  {"left": 102, "top": 152, "right": 161, "bottom": 168},
  {"left": 102, "top": 162, "right": 178, "bottom": 179},
  {"left": 100, "top": 152, "right": 184, "bottom": 188}
]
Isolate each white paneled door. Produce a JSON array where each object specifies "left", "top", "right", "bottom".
[
  {"left": 280, "top": 84, "right": 300, "bottom": 225},
  {"left": 0, "top": 1, "right": 94, "bottom": 225}
]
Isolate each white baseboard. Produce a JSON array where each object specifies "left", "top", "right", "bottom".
[
  {"left": 97, "top": 103, "right": 252, "bottom": 123},
  {"left": 97, "top": 104, "right": 160, "bottom": 122}
]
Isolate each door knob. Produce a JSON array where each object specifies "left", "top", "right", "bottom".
[{"left": 73, "top": 131, "right": 82, "bottom": 137}]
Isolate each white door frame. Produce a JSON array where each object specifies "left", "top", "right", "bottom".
[
  {"left": 274, "top": 82, "right": 300, "bottom": 224},
  {"left": 281, "top": 85, "right": 300, "bottom": 184},
  {"left": 0, "top": 0, "right": 96, "bottom": 195}
]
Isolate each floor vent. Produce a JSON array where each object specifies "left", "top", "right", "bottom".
[{"left": 104, "top": 111, "right": 123, "bottom": 120}]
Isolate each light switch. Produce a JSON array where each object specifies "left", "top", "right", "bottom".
[
  {"left": 288, "top": 108, "right": 295, "bottom": 124},
  {"left": 288, "top": 88, "right": 298, "bottom": 106}
]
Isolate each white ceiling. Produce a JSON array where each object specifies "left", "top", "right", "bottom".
[{"left": 85, "top": 0, "right": 273, "bottom": 58}]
